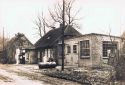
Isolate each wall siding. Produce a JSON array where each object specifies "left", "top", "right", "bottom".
[{"left": 64, "top": 34, "right": 124, "bottom": 67}]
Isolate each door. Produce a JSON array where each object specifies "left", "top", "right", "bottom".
[
  {"left": 65, "top": 45, "right": 78, "bottom": 66},
  {"left": 65, "top": 54, "right": 78, "bottom": 66}
]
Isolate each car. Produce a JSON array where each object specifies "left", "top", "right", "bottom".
[{"left": 38, "top": 62, "right": 56, "bottom": 69}]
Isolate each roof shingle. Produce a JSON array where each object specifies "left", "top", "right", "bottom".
[{"left": 35, "top": 25, "right": 82, "bottom": 49}]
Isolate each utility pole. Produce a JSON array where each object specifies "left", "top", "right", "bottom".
[
  {"left": 3, "top": 27, "right": 4, "bottom": 51},
  {"left": 2, "top": 27, "right": 5, "bottom": 64},
  {"left": 62, "top": 0, "right": 65, "bottom": 71}
]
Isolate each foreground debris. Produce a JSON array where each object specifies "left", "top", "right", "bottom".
[{"left": 41, "top": 65, "right": 115, "bottom": 85}]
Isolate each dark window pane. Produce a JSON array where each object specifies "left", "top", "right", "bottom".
[
  {"left": 102, "top": 41, "right": 117, "bottom": 57},
  {"left": 73, "top": 45, "right": 77, "bottom": 53},
  {"left": 80, "top": 40, "right": 90, "bottom": 58},
  {"left": 67, "top": 46, "right": 71, "bottom": 53}
]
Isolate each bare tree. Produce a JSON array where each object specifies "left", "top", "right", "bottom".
[
  {"left": 34, "top": 12, "right": 49, "bottom": 38},
  {"left": 107, "top": 27, "right": 125, "bottom": 81},
  {"left": 49, "top": 0, "right": 81, "bottom": 28},
  {"left": 34, "top": 0, "right": 81, "bottom": 38},
  {"left": 107, "top": 26, "right": 118, "bottom": 66}
]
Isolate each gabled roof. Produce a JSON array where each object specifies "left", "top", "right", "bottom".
[
  {"left": 64, "top": 25, "right": 82, "bottom": 36},
  {"left": 35, "top": 25, "right": 82, "bottom": 49},
  {"left": 7, "top": 33, "right": 34, "bottom": 49}
]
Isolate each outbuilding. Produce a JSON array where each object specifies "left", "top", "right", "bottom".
[{"left": 64, "top": 33, "right": 125, "bottom": 67}]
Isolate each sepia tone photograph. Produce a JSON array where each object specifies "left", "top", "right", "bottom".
[{"left": 0, "top": 0, "right": 125, "bottom": 85}]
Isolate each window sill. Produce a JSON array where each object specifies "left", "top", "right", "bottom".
[
  {"left": 80, "top": 56, "right": 90, "bottom": 59},
  {"left": 102, "top": 57, "right": 109, "bottom": 59},
  {"left": 66, "top": 53, "right": 71, "bottom": 55}
]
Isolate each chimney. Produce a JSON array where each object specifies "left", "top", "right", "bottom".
[{"left": 60, "top": 24, "right": 63, "bottom": 28}]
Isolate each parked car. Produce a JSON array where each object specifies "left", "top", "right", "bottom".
[{"left": 38, "top": 62, "right": 56, "bottom": 69}]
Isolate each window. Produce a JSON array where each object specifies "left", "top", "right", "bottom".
[
  {"left": 73, "top": 45, "right": 77, "bottom": 53},
  {"left": 103, "top": 41, "right": 117, "bottom": 57},
  {"left": 50, "top": 49, "right": 53, "bottom": 58},
  {"left": 80, "top": 40, "right": 90, "bottom": 58},
  {"left": 58, "top": 45, "right": 62, "bottom": 56},
  {"left": 67, "top": 46, "right": 71, "bottom": 53}
]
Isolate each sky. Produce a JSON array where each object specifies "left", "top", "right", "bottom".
[{"left": 0, "top": 0, "right": 125, "bottom": 44}]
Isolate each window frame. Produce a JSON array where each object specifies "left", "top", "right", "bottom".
[
  {"left": 73, "top": 45, "right": 77, "bottom": 53},
  {"left": 102, "top": 41, "right": 118, "bottom": 58},
  {"left": 80, "top": 40, "right": 90, "bottom": 59}
]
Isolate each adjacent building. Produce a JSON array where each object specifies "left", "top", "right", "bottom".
[
  {"left": 6, "top": 33, "right": 37, "bottom": 64},
  {"left": 64, "top": 33, "right": 125, "bottom": 67},
  {"left": 35, "top": 25, "right": 82, "bottom": 65}
]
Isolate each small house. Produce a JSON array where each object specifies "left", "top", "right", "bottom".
[
  {"left": 64, "top": 33, "right": 125, "bottom": 67},
  {"left": 35, "top": 25, "right": 82, "bottom": 65},
  {"left": 6, "top": 33, "right": 37, "bottom": 64}
]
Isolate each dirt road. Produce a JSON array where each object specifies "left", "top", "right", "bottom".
[
  {"left": 0, "top": 64, "right": 81, "bottom": 85},
  {"left": 0, "top": 64, "right": 51, "bottom": 85}
]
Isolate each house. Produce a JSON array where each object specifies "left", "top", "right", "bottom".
[
  {"left": 64, "top": 33, "right": 125, "bottom": 67},
  {"left": 35, "top": 25, "right": 82, "bottom": 65},
  {"left": 6, "top": 33, "right": 37, "bottom": 64}
]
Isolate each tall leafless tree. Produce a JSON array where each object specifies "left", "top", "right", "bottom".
[
  {"left": 34, "top": 12, "right": 47, "bottom": 37},
  {"left": 34, "top": 0, "right": 81, "bottom": 38},
  {"left": 49, "top": 0, "right": 81, "bottom": 28},
  {"left": 107, "top": 26, "right": 117, "bottom": 65}
]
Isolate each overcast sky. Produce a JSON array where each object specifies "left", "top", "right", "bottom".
[{"left": 0, "top": 0, "right": 125, "bottom": 44}]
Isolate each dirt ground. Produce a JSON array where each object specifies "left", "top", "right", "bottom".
[{"left": 0, "top": 64, "right": 81, "bottom": 85}]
